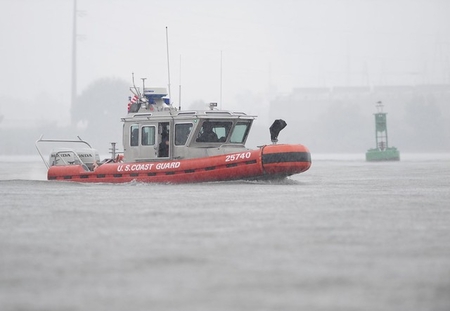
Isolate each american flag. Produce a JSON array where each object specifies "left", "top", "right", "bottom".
[{"left": 127, "top": 95, "right": 139, "bottom": 112}]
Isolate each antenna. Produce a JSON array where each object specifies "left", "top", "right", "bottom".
[
  {"left": 178, "top": 55, "right": 182, "bottom": 110},
  {"left": 141, "top": 78, "right": 146, "bottom": 93},
  {"left": 140, "top": 78, "right": 147, "bottom": 108},
  {"left": 70, "top": 0, "right": 86, "bottom": 117},
  {"left": 71, "top": 0, "right": 77, "bottom": 115},
  {"left": 166, "top": 26, "right": 172, "bottom": 105},
  {"left": 220, "top": 50, "right": 223, "bottom": 109},
  {"left": 130, "top": 72, "right": 140, "bottom": 97}
]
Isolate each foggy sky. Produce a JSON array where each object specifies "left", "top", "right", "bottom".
[{"left": 1, "top": 0, "right": 449, "bottom": 127}]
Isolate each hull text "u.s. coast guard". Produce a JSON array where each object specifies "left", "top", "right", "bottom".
[{"left": 117, "top": 162, "right": 181, "bottom": 172}]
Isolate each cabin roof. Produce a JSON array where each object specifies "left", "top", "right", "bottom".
[{"left": 121, "top": 109, "right": 256, "bottom": 122}]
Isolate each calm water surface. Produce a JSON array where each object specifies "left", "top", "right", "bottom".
[{"left": 1, "top": 154, "right": 449, "bottom": 311}]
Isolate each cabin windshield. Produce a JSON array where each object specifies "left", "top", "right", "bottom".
[
  {"left": 230, "top": 121, "right": 251, "bottom": 143},
  {"left": 196, "top": 121, "right": 232, "bottom": 143}
]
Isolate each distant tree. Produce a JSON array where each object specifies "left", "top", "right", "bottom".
[
  {"left": 70, "top": 78, "right": 130, "bottom": 152},
  {"left": 188, "top": 99, "right": 208, "bottom": 110},
  {"left": 402, "top": 94, "right": 450, "bottom": 151},
  {"left": 313, "top": 100, "right": 369, "bottom": 152}
]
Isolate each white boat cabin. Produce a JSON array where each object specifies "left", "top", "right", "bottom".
[{"left": 121, "top": 88, "right": 256, "bottom": 162}]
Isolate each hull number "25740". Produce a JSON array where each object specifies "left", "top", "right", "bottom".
[{"left": 225, "top": 152, "right": 252, "bottom": 162}]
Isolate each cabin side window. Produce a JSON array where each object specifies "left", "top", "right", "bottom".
[
  {"left": 175, "top": 123, "right": 193, "bottom": 145},
  {"left": 142, "top": 126, "right": 155, "bottom": 146},
  {"left": 230, "top": 122, "right": 251, "bottom": 143},
  {"left": 130, "top": 124, "right": 139, "bottom": 147}
]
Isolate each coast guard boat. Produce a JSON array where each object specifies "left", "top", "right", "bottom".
[{"left": 36, "top": 87, "right": 311, "bottom": 183}]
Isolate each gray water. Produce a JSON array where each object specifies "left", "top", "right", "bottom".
[{"left": 1, "top": 154, "right": 450, "bottom": 311}]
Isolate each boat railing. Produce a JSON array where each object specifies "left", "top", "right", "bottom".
[{"left": 35, "top": 135, "right": 93, "bottom": 169}]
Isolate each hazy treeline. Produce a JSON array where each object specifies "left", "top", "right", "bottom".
[{"left": 1, "top": 78, "right": 449, "bottom": 155}]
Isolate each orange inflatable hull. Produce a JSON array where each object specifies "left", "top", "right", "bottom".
[{"left": 47, "top": 144, "right": 311, "bottom": 183}]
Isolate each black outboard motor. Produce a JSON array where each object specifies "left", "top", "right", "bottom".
[{"left": 269, "top": 119, "right": 287, "bottom": 144}]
